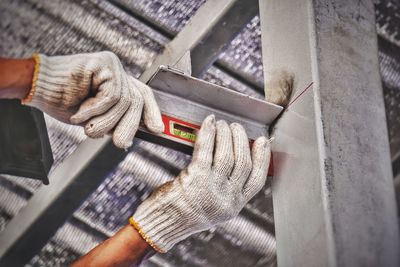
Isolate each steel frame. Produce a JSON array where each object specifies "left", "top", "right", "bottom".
[
  {"left": 0, "top": 0, "right": 263, "bottom": 265},
  {"left": 0, "top": 0, "right": 399, "bottom": 266},
  {"left": 109, "top": 0, "right": 263, "bottom": 91}
]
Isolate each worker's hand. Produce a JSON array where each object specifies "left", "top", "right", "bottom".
[
  {"left": 130, "top": 115, "right": 271, "bottom": 253},
  {"left": 24, "top": 51, "right": 164, "bottom": 149}
]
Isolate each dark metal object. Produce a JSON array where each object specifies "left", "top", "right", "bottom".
[
  {"left": 135, "top": 130, "right": 193, "bottom": 155},
  {"left": 0, "top": 100, "right": 53, "bottom": 185}
]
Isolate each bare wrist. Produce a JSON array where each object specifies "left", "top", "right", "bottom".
[
  {"left": 71, "top": 225, "right": 154, "bottom": 267},
  {"left": 0, "top": 58, "right": 35, "bottom": 100}
]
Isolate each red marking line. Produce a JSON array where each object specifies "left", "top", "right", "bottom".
[{"left": 288, "top": 82, "right": 314, "bottom": 107}]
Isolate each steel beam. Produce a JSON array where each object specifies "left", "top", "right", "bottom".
[
  {"left": 137, "top": 0, "right": 257, "bottom": 82},
  {"left": 0, "top": 138, "right": 127, "bottom": 266},
  {"left": 109, "top": 0, "right": 262, "bottom": 91},
  {"left": 0, "top": 0, "right": 262, "bottom": 264},
  {"left": 189, "top": 0, "right": 259, "bottom": 77},
  {"left": 260, "top": 0, "right": 400, "bottom": 266}
]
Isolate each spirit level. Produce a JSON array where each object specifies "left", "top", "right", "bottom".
[
  {"left": 136, "top": 65, "right": 283, "bottom": 153},
  {"left": 136, "top": 66, "right": 282, "bottom": 175}
]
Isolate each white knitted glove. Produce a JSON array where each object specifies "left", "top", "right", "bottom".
[
  {"left": 130, "top": 114, "right": 271, "bottom": 253},
  {"left": 24, "top": 51, "right": 164, "bottom": 149}
]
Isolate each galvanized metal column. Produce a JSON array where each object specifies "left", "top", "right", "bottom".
[{"left": 260, "top": 0, "right": 400, "bottom": 266}]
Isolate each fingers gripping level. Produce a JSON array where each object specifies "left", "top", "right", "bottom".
[
  {"left": 23, "top": 52, "right": 164, "bottom": 149},
  {"left": 132, "top": 115, "right": 271, "bottom": 252}
]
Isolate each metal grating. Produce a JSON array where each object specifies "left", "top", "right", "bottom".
[
  {"left": 376, "top": 0, "right": 400, "bottom": 177},
  {"left": 218, "top": 16, "right": 264, "bottom": 89}
]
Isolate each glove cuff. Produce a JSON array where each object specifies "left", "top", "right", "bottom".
[
  {"left": 23, "top": 54, "right": 90, "bottom": 122},
  {"left": 129, "top": 217, "right": 166, "bottom": 253},
  {"left": 24, "top": 54, "right": 62, "bottom": 107},
  {"left": 132, "top": 193, "right": 201, "bottom": 253},
  {"left": 21, "top": 54, "right": 41, "bottom": 105}
]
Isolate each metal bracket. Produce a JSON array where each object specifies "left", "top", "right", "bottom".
[
  {"left": 135, "top": 66, "right": 283, "bottom": 154},
  {"left": 171, "top": 50, "right": 192, "bottom": 76}
]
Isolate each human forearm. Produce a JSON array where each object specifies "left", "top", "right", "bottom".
[
  {"left": 2, "top": 52, "right": 164, "bottom": 149},
  {"left": 0, "top": 58, "right": 34, "bottom": 99},
  {"left": 71, "top": 225, "right": 154, "bottom": 267}
]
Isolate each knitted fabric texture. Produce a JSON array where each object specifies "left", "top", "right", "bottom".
[
  {"left": 133, "top": 115, "right": 271, "bottom": 252},
  {"left": 24, "top": 51, "right": 164, "bottom": 149},
  {"left": 129, "top": 216, "right": 165, "bottom": 253}
]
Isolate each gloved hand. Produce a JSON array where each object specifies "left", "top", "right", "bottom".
[
  {"left": 23, "top": 51, "right": 164, "bottom": 149},
  {"left": 130, "top": 114, "right": 271, "bottom": 253}
]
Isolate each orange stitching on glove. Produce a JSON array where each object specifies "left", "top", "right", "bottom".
[
  {"left": 21, "top": 54, "right": 40, "bottom": 105},
  {"left": 129, "top": 216, "right": 165, "bottom": 254}
]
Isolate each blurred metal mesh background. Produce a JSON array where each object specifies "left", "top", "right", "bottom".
[
  {"left": 0, "top": 0, "right": 399, "bottom": 266},
  {"left": 376, "top": 0, "right": 400, "bottom": 179}
]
